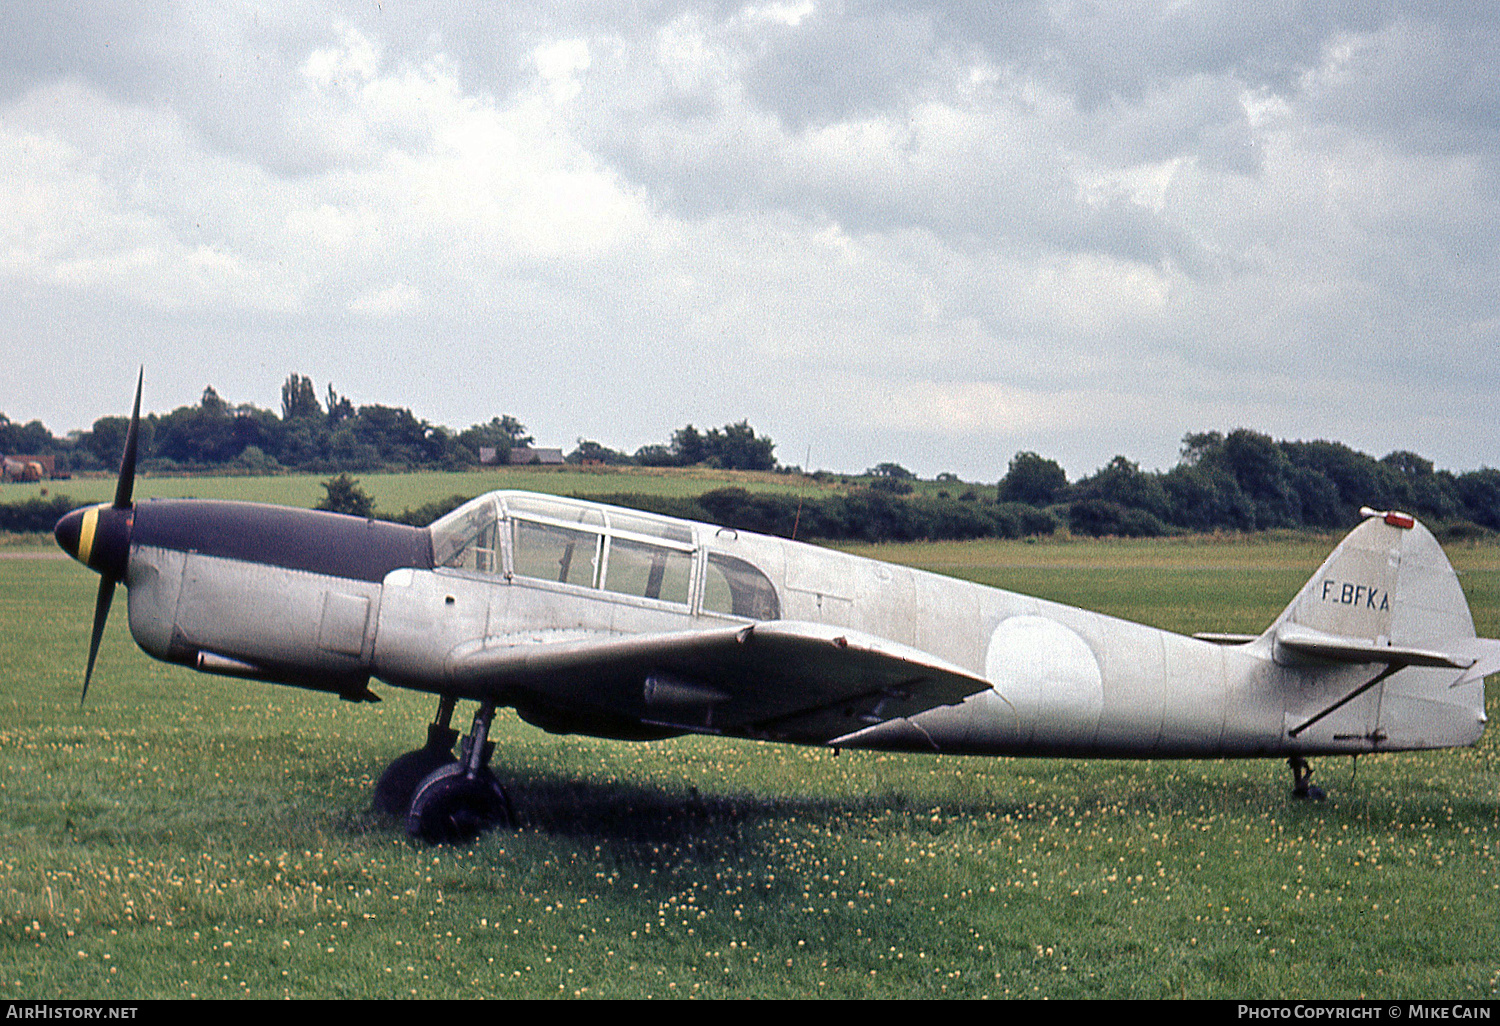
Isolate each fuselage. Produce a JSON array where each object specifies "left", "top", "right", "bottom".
[{"left": 79, "top": 491, "right": 1484, "bottom": 761}]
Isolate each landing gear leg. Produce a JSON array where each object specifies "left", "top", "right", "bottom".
[
  {"left": 373, "top": 695, "right": 460, "bottom": 816},
  {"left": 407, "top": 702, "right": 513, "bottom": 843},
  {"left": 1289, "top": 756, "right": 1326, "bottom": 801}
]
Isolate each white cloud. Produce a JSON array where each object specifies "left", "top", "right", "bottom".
[
  {"left": 348, "top": 281, "right": 421, "bottom": 316},
  {"left": 534, "top": 39, "right": 591, "bottom": 103},
  {"left": 303, "top": 24, "right": 383, "bottom": 89},
  {"left": 743, "top": 2, "right": 818, "bottom": 29}
]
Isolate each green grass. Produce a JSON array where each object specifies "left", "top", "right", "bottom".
[{"left": 2, "top": 535, "right": 1499, "bottom": 998}]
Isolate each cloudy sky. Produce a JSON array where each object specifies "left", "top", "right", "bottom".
[{"left": 1, "top": 1, "right": 1497, "bottom": 480}]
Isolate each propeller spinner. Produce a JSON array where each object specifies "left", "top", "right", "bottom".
[{"left": 54, "top": 370, "right": 142, "bottom": 703}]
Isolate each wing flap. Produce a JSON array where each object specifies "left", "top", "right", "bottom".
[{"left": 449, "top": 620, "right": 991, "bottom": 742}]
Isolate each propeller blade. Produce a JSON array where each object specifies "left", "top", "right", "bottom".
[
  {"left": 75, "top": 371, "right": 139, "bottom": 703},
  {"left": 82, "top": 575, "right": 115, "bottom": 706},
  {"left": 113, "top": 368, "right": 142, "bottom": 510}
]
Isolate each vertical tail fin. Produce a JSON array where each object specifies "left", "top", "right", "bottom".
[
  {"left": 1266, "top": 509, "right": 1491, "bottom": 752},
  {"left": 1268, "top": 508, "right": 1474, "bottom": 648}
]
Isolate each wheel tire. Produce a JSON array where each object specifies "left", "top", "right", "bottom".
[
  {"left": 373, "top": 747, "right": 458, "bottom": 816},
  {"left": 406, "top": 763, "right": 511, "bottom": 843}
]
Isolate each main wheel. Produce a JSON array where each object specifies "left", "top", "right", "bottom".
[
  {"left": 406, "top": 763, "right": 512, "bottom": 843},
  {"left": 373, "top": 746, "right": 458, "bottom": 816}
]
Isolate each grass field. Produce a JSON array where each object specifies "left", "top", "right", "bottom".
[{"left": 2, "top": 529, "right": 1499, "bottom": 999}]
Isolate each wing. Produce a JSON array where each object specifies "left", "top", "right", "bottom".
[{"left": 447, "top": 620, "right": 991, "bottom": 744}]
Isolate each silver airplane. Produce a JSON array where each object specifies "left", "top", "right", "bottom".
[{"left": 54, "top": 379, "right": 1500, "bottom": 841}]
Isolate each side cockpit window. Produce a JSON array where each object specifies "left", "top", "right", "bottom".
[
  {"left": 512, "top": 519, "right": 600, "bottom": 588},
  {"left": 605, "top": 538, "right": 692, "bottom": 604},
  {"left": 702, "top": 552, "right": 780, "bottom": 620},
  {"left": 505, "top": 496, "right": 604, "bottom": 588},
  {"left": 505, "top": 495, "right": 694, "bottom": 606}
]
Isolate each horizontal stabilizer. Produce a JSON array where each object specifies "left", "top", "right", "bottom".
[
  {"left": 1275, "top": 623, "right": 1474, "bottom": 670},
  {"left": 1442, "top": 637, "right": 1500, "bottom": 686}
]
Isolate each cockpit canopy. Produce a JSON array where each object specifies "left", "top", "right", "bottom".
[{"left": 428, "top": 492, "right": 779, "bottom": 620}]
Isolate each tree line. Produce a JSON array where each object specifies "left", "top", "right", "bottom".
[
  {"left": 1021, "top": 430, "right": 1500, "bottom": 537},
  {"left": 579, "top": 431, "right": 1500, "bottom": 542},
  {"left": 0, "top": 374, "right": 777, "bottom": 476},
  {"left": 341, "top": 427, "right": 1499, "bottom": 546},
  {"left": 2, "top": 375, "right": 1495, "bottom": 540}
]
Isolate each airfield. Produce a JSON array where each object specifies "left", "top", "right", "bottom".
[{"left": 3, "top": 470, "right": 1499, "bottom": 998}]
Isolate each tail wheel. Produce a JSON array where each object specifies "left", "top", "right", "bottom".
[{"left": 1288, "top": 756, "right": 1327, "bottom": 801}]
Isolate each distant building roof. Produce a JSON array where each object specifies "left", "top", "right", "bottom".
[{"left": 508, "top": 447, "right": 565, "bottom": 465}]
